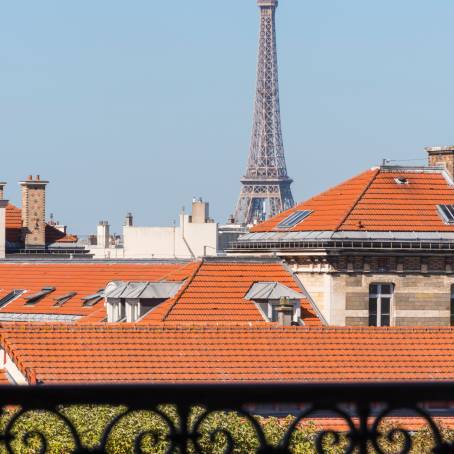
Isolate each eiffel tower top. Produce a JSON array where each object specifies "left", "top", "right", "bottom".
[
  {"left": 233, "top": 0, "right": 295, "bottom": 225},
  {"left": 257, "top": 0, "right": 278, "bottom": 7}
]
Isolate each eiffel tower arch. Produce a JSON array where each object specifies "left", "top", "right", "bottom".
[{"left": 234, "top": 0, "right": 295, "bottom": 225}]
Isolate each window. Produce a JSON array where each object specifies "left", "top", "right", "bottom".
[
  {"left": 438, "top": 205, "right": 454, "bottom": 224},
  {"left": 369, "top": 284, "right": 393, "bottom": 327},
  {"left": 24, "top": 287, "right": 56, "bottom": 305},
  {"left": 277, "top": 210, "right": 312, "bottom": 229},
  {"left": 53, "top": 292, "right": 77, "bottom": 307},
  {"left": 451, "top": 285, "right": 454, "bottom": 327},
  {"left": 0, "top": 290, "right": 24, "bottom": 308}
]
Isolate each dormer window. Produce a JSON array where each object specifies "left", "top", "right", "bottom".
[
  {"left": 437, "top": 204, "right": 454, "bottom": 224},
  {"left": 394, "top": 176, "right": 409, "bottom": 185},
  {"left": 245, "top": 282, "right": 304, "bottom": 325},
  {"left": 24, "top": 287, "right": 56, "bottom": 305},
  {"left": 105, "top": 281, "right": 184, "bottom": 323},
  {"left": 277, "top": 210, "right": 312, "bottom": 229}
]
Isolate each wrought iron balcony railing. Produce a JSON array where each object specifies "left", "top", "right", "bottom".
[{"left": 0, "top": 382, "right": 454, "bottom": 453}]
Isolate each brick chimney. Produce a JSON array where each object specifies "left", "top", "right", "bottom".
[
  {"left": 20, "top": 175, "right": 49, "bottom": 248},
  {"left": 426, "top": 146, "right": 454, "bottom": 180}
]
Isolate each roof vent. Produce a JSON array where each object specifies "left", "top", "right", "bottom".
[{"left": 394, "top": 177, "right": 409, "bottom": 185}]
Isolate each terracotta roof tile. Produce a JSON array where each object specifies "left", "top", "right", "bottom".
[
  {"left": 0, "top": 262, "right": 197, "bottom": 318},
  {"left": 252, "top": 167, "right": 454, "bottom": 233},
  {"left": 140, "top": 261, "right": 321, "bottom": 326},
  {"left": 2, "top": 325, "right": 454, "bottom": 384}
]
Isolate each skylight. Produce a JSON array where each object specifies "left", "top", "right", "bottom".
[
  {"left": 53, "top": 292, "right": 77, "bottom": 307},
  {"left": 438, "top": 204, "right": 454, "bottom": 224},
  {"left": 24, "top": 287, "right": 56, "bottom": 305},
  {"left": 277, "top": 210, "right": 312, "bottom": 229},
  {"left": 82, "top": 289, "right": 104, "bottom": 307},
  {"left": 0, "top": 290, "right": 24, "bottom": 308}
]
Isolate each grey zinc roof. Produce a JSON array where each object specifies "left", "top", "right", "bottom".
[
  {"left": 0, "top": 313, "right": 81, "bottom": 322},
  {"left": 104, "top": 281, "right": 184, "bottom": 299},
  {"left": 244, "top": 282, "right": 304, "bottom": 300}
]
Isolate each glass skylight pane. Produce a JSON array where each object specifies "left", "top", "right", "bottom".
[
  {"left": 0, "top": 290, "right": 24, "bottom": 308},
  {"left": 277, "top": 210, "right": 312, "bottom": 229},
  {"left": 438, "top": 205, "right": 454, "bottom": 224}
]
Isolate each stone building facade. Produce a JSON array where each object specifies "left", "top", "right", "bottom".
[{"left": 230, "top": 148, "right": 454, "bottom": 327}]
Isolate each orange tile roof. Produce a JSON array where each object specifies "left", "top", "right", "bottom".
[
  {"left": 5, "top": 204, "right": 22, "bottom": 243},
  {"left": 252, "top": 167, "right": 454, "bottom": 233},
  {"left": 3, "top": 325, "right": 454, "bottom": 384},
  {"left": 140, "top": 260, "right": 321, "bottom": 326},
  {"left": 5, "top": 203, "right": 78, "bottom": 244},
  {"left": 0, "top": 262, "right": 197, "bottom": 318}
]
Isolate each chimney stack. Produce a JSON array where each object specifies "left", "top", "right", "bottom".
[
  {"left": 19, "top": 175, "right": 49, "bottom": 249},
  {"left": 97, "top": 221, "right": 110, "bottom": 248},
  {"left": 124, "top": 212, "right": 133, "bottom": 227},
  {"left": 426, "top": 146, "right": 454, "bottom": 180},
  {"left": 276, "top": 297, "right": 294, "bottom": 326},
  {"left": 191, "top": 198, "right": 210, "bottom": 224},
  {"left": 0, "top": 182, "right": 6, "bottom": 201}
]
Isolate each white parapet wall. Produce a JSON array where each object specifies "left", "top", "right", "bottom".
[{"left": 123, "top": 213, "right": 218, "bottom": 259}]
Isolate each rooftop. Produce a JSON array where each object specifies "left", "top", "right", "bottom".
[{"left": 3, "top": 324, "right": 454, "bottom": 384}]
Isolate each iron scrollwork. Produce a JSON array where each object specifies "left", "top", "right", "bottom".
[{"left": 0, "top": 383, "right": 453, "bottom": 452}]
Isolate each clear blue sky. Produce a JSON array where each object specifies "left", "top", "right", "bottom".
[{"left": 1, "top": 0, "right": 454, "bottom": 234}]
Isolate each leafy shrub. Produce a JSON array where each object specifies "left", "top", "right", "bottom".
[{"left": 0, "top": 405, "right": 449, "bottom": 453}]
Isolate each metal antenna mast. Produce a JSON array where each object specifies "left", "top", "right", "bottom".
[{"left": 234, "top": 0, "right": 295, "bottom": 225}]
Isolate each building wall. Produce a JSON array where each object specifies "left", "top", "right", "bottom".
[
  {"left": 292, "top": 254, "right": 454, "bottom": 327},
  {"left": 296, "top": 270, "right": 454, "bottom": 327},
  {"left": 123, "top": 214, "right": 218, "bottom": 259}
]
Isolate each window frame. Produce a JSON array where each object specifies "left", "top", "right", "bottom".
[
  {"left": 369, "top": 283, "right": 394, "bottom": 327},
  {"left": 276, "top": 210, "right": 312, "bottom": 229}
]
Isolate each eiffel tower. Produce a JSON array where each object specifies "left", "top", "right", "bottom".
[{"left": 234, "top": 0, "right": 294, "bottom": 225}]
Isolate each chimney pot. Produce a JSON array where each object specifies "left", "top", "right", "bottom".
[
  {"left": 276, "top": 297, "right": 294, "bottom": 327},
  {"left": 36, "top": 175, "right": 40, "bottom": 181},
  {"left": 28, "top": 175, "right": 32, "bottom": 181}
]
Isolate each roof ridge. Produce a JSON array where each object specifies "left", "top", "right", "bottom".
[
  {"left": 161, "top": 261, "right": 203, "bottom": 322},
  {"left": 334, "top": 167, "right": 380, "bottom": 232}
]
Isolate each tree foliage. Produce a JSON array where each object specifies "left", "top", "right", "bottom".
[{"left": 0, "top": 405, "right": 450, "bottom": 453}]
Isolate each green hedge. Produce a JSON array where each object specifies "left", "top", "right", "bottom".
[{"left": 0, "top": 405, "right": 451, "bottom": 453}]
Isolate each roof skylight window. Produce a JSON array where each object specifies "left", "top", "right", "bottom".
[
  {"left": 0, "top": 290, "right": 24, "bottom": 308},
  {"left": 24, "top": 287, "right": 56, "bottom": 305},
  {"left": 82, "top": 289, "right": 104, "bottom": 307},
  {"left": 394, "top": 177, "right": 409, "bottom": 185},
  {"left": 277, "top": 210, "right": 312, "bottom": 229},
  {"left": 438, "top": 204, "right": 454, "bottom": 224},
  {"left": 53, "top": 292, "right": 77, "bottom": 307}
]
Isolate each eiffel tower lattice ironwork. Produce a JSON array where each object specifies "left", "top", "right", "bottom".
[{"left": 234, "top": 0, "right": 295, "bottom": 225}]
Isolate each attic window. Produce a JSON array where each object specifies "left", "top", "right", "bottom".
[
  {"left": 0, "top": 290, "right": 24, "bottom": 308},
  {"left": 277, "top": 210, "right": 312, "bottom": 229},
  {"left": 53, "top": 292, "right": 77, "bottom": 307},
  {"left": 438, "top": 204, "right": 454, "bottom": 224},
  {"left": 394, "top": 177, "right": 409, "bottom": 185},
  {"left": 24, "top": 287, "right": 56, "bottom": 305},
  {"left": 82, "top": 289, "right": 104, "bottom": 307}
]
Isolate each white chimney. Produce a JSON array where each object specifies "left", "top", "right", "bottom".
[
  {"left": 97, "top": 221, "right": 110, "bottom": 248},
  {"left": 0, "top": 199, "right": 8, "bottom": 259}
]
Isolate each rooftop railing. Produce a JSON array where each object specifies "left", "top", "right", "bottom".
[{"left": 0, "top": 382, "right": 454, "bottom": 453}]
